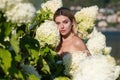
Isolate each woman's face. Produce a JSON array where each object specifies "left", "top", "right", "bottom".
[{"left": 55, "top": 15, "right": 73, "bottom": 36}]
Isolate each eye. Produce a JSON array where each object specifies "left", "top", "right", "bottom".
[
  {"left": 56, "top": 22, "right": 60, "bottom": 25},
  {"left": 63, "top": 20, "right": 68, "bottom": 24}
]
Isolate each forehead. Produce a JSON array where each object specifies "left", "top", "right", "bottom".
[{"left": 55, "top": 15, "right": 70, "bottom": 22}]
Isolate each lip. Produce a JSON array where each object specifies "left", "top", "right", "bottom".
[{"left": 60, "top": 30, "right": 65, "bottom": 33}]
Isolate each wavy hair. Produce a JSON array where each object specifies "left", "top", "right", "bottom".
[{"left": 53, "top": 7, "right": 78, "bottom": 34}]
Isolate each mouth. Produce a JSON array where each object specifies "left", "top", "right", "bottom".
[{"left": 60, "top": 30, "right": 65, "bottom": 33}]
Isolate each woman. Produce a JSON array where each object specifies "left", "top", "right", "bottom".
[
  {"left": 53, "top": 7, "right": 120, "bottom": 80},
  {"left": 53, "top": 7, "right": 90, "bottom": 57}
]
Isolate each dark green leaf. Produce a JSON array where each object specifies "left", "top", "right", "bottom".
[{"left": 20, "top": 36, "right": 40, "bottom": 65}]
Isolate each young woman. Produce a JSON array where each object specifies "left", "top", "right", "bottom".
[{"left": 53, "top": 7, "right": 90, "bottom": 57}]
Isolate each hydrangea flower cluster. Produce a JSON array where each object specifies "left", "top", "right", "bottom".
[
  {"left": 5, "top": 3, "right": 36, "bottom": 26},
  {"left": 86, "top": 27, "right": 106, "bottom": 54},
  {"left": 85, "top": 27, "right": 112, "bottom": 55},
  {"left": 63, "top": 52, "right": 120, "bottom": 80},
  {"left": 41, "top": 0, "right": 63, "bottom": 19},
  {"left": 41, "top": 0, "right": 63, "bottom": 14},
  {"left": 75, "top": 6, "right": 98, "bottom": 39},
  {"left": 0, "top": 0, "right": 22, "bottom": 12},
  {"left": 0, "top": 0, "right": 41, "bottom": 26},
  {"left": 63, "top": 51, "right": 87, "bottom": 75},
  {"left": 73, "top": 54, "right": 120, "bottom": 80},
  {"left": 35, "top": 20, "right": 60, "bottom": 48}
]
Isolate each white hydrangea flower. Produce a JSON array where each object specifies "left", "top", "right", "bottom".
[
  {"left": 5, "top": 3, "right": 36, "bottom": 26},
  {"left": 41, "top": 0, "right": 63, "bottom": 19},
  {"left": 86, "top": 28, "right": 106, "bottom": 54},
  {"left": 0, "top": 0, "right": 22, "bottom": 12},
  {"left": 103, "top": 46, "right": 112, "bottom": 55},
  {"left": 0, "top": 0, "right": 42, "bottom": 12},
  {"left": 63, "top": 51, "right": 87, "bottom": 75},
  {"left": 0, "top": 0, "right": 7, "bottom": 11},
  {"left": 72, "top": 54, "right": 120, "bottom": 80},
  {"left": 41, "top": 0, "right": 63, "bottom": 13},
  {"left": 106, "top": 55, "right": 116, "bottom": 65},
  {"left": 35, "top": 20, "right": 60, "bottom": 48},
  {"left": 87, "top": 27, "right": 99, "bottom": 38},
  {"left": 75, "top": 6, "right": 98, "bottom": 39}
]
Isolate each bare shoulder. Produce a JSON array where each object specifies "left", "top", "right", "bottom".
[
  {"left": 73, "top": 36, "right": 91, "bottom": 56},
  {"left": 73, "top": 36, "right": 87, "bottom": 50}
]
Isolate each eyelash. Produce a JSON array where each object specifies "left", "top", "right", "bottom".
[
  {"left": 56, "top": 22, "right": 60, "bottom": 25},
  {"left": 56, "top": 21, "right": 68, "bottom": 25},
  {"left": 63, "top": 21, "right": 68, "bottom": 24}
]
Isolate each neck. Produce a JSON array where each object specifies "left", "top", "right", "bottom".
[{"left": 62, "top": 32, "right": 74, "bottom": 42}]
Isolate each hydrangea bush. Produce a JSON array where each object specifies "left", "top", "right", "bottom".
[
  {"left": 0, "top": 0, "right": 120, "bottom": 80},
  {"left": 0, "top": 0, "right": 67, "bottom": 80}
]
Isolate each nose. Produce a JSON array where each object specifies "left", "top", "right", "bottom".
[{"left": 59, "top": 23, "right": 64, "bottom": 29}]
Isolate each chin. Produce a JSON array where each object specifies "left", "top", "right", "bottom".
[{"left": 61, "top": 33, "right": 67, "bottom": 36}]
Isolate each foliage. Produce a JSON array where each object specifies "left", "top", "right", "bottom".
[
  {"left": 0, "top": 0, "right": 119, "bottom": 80},
  {"left": 0, "top": 3, "right": 68, "bottom": 80}
]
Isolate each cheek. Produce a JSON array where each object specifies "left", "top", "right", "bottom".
[
  {"left": 65, "top": 23, "right": 72, "bottom": 30},
  {"left": 58, "top": 25, "right": 61, "bottom": 30}
]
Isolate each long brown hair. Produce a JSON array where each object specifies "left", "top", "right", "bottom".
[{"left": 53, "top": 7, "right": 77, "bottom": 34}]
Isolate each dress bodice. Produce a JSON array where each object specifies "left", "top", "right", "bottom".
[{"left": 58, "top": 50, "right": 90, "bottom": 57}]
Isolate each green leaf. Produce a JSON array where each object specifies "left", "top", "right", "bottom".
[
  {"left": 15, "top": 54, "right": 22, "bottom": 62},
  {"left": 0, "top": 48, "right": 12, "bottom": 74},
  {"left": 50, "top": 49, "right": 57, "bottom": 56},
  {"left": 17, "top": 30, "right": 24, "bottom": 37},
  {"left": 0, "top": 11, "right": 2, "bottom": 19},
  {"left": 28, "top": 74, "right": 40, "bottom": 80},
  {"left": 0, "top": 43, "right": 5, "bottom": 48},
  {"left": 20, "top": 36, "right": 40, "bottom": 65},
  {"left": 53, "top": 61, "right": 64, "bottom": 77},
  {"left": 54, "top": 76, "right": 70, "bottom": 80},
  {"left": 46, "top": 52, "right": 56, "bottom": 68},
  {"left": 34, "top": 8, "right": 52, "bottom": 25},
  {"left": 10, "top": 34, "right": 20, "bottom": 54},
  {"left": 41, "top": 59, "right": 51, "bottom": 74},
  {"left": 14, "top": 70, "right": 24, "bottom": 79},
  {"left": 25, "top": 40, "right": 39, "bottom": 65},
  {"left": 4, "top": 22, "right": 12, "bottom": 37},
  {"left": 30, "top": 49, "right": 39, "bottom": 65},
  {"left": 40, "top": 46, "right": 50, "bottom": 57}
]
